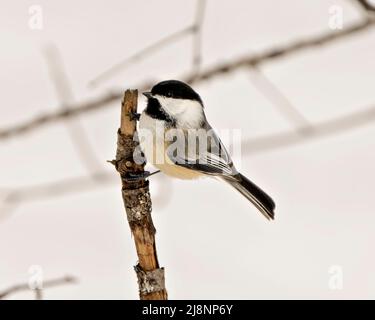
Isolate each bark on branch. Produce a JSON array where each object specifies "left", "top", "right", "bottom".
[{"left": 112, "top": 89, "right": 167, "bottom": 300}]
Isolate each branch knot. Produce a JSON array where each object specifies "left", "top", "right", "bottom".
[{"left": 134, "top": 265, "right": 166, "bottom": 296}]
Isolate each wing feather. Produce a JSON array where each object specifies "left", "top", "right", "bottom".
[{"left": 166, "top": 124, "right": 237, "bottom": 176}]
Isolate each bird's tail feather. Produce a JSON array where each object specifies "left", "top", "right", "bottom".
[{"left": 223, "top": 173, "right": 275, "bottom": 220}]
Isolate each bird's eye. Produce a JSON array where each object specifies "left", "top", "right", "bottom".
[{"left": 166, "top": 92, "right": 172, "bottom": 97}]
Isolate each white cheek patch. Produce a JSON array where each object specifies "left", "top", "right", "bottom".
[{"left": 155, "top": 95, "right": 204, "bottom": 128}]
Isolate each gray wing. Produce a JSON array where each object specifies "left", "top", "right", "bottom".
[{"left": 166, "top": 123, "right": 238, "bottom": 177}]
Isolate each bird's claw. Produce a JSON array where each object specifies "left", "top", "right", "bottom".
[
  {"left": 122, "top": 170, "right": 160, "bottom": 182},
  {"left": 129, "top": 112, "right": 141, "bottom": 121}
]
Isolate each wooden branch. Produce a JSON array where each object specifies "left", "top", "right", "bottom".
[{"left": 112, "top": 89, "right": 167, "bottom": 300}]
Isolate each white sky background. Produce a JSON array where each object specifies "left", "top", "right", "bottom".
[{"left": 1, "top": 0, "right": 375, "bottom": 299}]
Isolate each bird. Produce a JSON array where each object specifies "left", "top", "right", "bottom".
[{"left": 138, "top": 80, "right": 276, "bottom": 220}]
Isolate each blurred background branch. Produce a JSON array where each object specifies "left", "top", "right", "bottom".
[
  {"left": 354, "top": 0, "right": 375, "bottom": 12},
  {"left": 247, "top": 66, "right": 311, "bottom": 131},
  {"left": 243, "top": 102, "right": 375, "bottom": 154},
  {"left": 1, "top": 99, "right": 374, "bottom": 219},
  {"left": 89, "top": 26, "right": 194, "bottom": 87},
  {"left": 1, "top": 15, "right": 374, "bottom": 141},
  {"left": 89, "top": 0, "right": 206, "bottom": 86},
  {"left": 190, "top": 0, "right": 206, "bottom": 79},
  {"left": 44, "top": 44, "right": 103, "bottom": 174},
  {"left": 0, "top": 275, "right": 77, "bottom": 300}
]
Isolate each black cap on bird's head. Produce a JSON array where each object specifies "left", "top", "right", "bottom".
[{"left": 143, "top": 80, "right": 203, "bottom": 105}]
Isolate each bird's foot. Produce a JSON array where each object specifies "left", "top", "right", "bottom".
[
  {"left": 129, "top": 112, "right": 141, "bottom": 121},
  {"left": 122, "top": 170, "right": 160, "bottom": 182}
]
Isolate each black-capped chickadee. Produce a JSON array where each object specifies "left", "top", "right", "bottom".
[{"left": 139, "top": 80, "right": 275, "bottom": 220}]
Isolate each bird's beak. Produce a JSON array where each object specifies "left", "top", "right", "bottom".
[{"left": 143, "top": 91, "right": 153, "bottom": 98}]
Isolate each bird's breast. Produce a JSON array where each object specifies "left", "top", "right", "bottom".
[{"left": 138, "top": 112, "right": 202, "bottom": 180}]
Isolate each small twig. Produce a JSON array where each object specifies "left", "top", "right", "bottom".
[
  {"left": 191, "top": 0, "right": 207, "bottom": 79},
  {"left": 112, "top": 90, "right": 167, "bottom": 300},
  {"left": 89, "top": 26, "right": 194, "bottom": 87},
  {"left": 0, "top": 275, "right": 76, "bottom": 300},
  {"left": 90, "top": 1, "right": 207, "bottom": 87}
]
